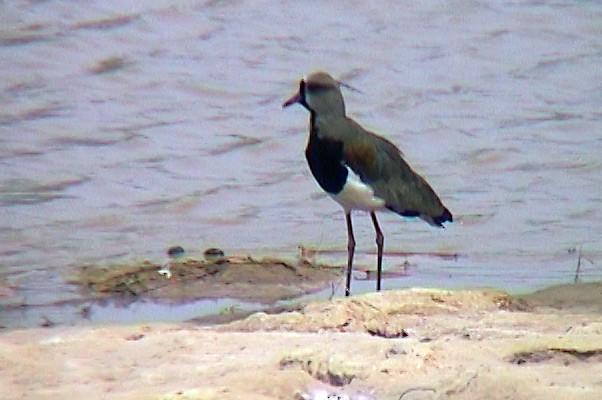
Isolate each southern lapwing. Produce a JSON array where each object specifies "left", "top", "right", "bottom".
[{"left": 283, "top": 72, "right": 453, "bottom": 296}]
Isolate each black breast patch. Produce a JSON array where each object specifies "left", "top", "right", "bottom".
[{"left": 305, "top": 125, "right": 348, "bottom": 195}]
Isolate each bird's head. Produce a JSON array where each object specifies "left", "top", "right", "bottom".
[{"left": 283, "top": 72, "right": 346, "bottom": 117}]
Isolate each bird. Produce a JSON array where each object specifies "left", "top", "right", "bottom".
[{"left": 282, "top": 72, "right": 452, "bottom": 296}]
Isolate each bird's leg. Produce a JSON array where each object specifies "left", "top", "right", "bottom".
[
  {"left": 370, "top": 212, "right": 384, "bottom": 291},
  {"left": 345, "top": 212, "right": 355, "bottom": 297}
]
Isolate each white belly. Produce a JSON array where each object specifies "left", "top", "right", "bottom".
[{"left": 331, "top": 166, "right": 386, "bottom": 212}]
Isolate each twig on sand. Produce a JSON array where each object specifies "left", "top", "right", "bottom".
[
  {"left": 328, "top": 278, "right": 347, "bottom": 301},
  {"left": 398, "top": 386, "right": 436, "bottom": 399},
  {"left": 572, "top": 245, "right": 595, "bottom": 283}
]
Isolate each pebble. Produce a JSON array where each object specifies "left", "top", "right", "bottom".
[
  {"left": 167, "top": 246, "right": 186, "bottom": 259},
  {"left": 204, "top": 247, "right": 226, "bottom": 263}
]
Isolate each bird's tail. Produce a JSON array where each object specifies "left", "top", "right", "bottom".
[{"left": 429, "top": 207, "right": 453, "bottom": 228}]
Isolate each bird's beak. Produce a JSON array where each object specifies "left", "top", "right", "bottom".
[{"left": 282, "top": 91, "right": 302, "bottom": 108}]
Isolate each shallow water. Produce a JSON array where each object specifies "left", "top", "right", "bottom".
[{"left": 1, "top": 0, "right": 601, "bottom": 328}]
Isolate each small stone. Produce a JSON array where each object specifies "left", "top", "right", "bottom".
[
  {"left": 204, "top": 248, "right": 226, "bottom": 263},
  {"left": 385, "top": 344, "right": 407, "bottom": 358},
  {"left": 157, "top": 267, "right": 172, "bottom": 279},
  {"left": 167, "top": 246, "right": 186, "bottom": 259}
]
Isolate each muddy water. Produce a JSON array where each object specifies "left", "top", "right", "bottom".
[{"left": 1, "top": 1, "right": 601, "bottom": 328}]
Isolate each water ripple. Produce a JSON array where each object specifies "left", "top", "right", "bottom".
[
  {"left": 70, "top": 14, "right": 140, "bottom": 32},
  {"left": 208, "top": 134, "right": 264, "bottom": 156},
  {"left": 0, "top": 177, "right": 89, "bottom": 206},
  {"left": 0, "top": 104, "right": 70, "bottom": 126}
]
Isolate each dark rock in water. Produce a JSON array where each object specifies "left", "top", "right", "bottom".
[
  {"left": 204, "top": 248, "right": 225, "bottom": 263},
  {"left": 167, "top": 246, "right": 186, "bottom": 259}
]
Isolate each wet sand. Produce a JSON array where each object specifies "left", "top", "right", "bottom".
[
  {"left": 70, "top": 254, "right": 341, "bottom": 303},
  {"left": 1, "top": 285, "right": 601, "bottom": 400}
]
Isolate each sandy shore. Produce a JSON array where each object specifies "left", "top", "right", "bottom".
[{"left": 1, "top": 287, "right": 601, "bottom": 400}]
